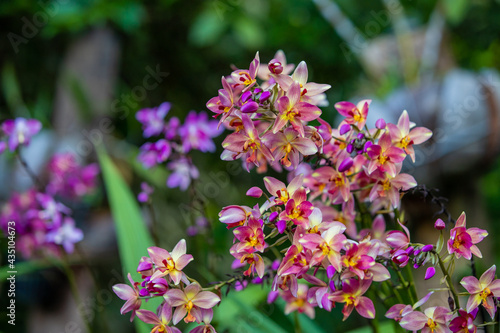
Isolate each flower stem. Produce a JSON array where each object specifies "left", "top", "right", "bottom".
[
  {"left": 436, "top": 253, "right": 460, "bottom": 310},
  {"left": 293, "top": 312, "right": 302, "bottom": 333},
  {"left": 16, "top": 151, "right": 43, "bottom": 190}
]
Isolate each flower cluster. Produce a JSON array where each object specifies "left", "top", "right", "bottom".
[
  {"left": 207, "top": 51, "right": 330, "bottom": 172},
  {"left": 136, "top": 102, "right": 223, "bottom": 191},
  {"left": 113, "top": 239, "right": 220, "bottom": 332},
  {"left": 0, "top": 117, "right": 41, "bottom": 153},
  {"left": 116, "top": 51, "right": 499, "bottom": 332},
  {"left": 0, "top": 118, "right": 99, "bottom": 258}
]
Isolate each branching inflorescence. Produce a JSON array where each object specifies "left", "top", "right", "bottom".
[{"left": 115, "top": 51, "right": 496, "bottom": 333}]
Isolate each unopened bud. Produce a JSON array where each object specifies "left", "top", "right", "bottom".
[{"left": 268, "top": 59, "right": 283, "bottom": 74}]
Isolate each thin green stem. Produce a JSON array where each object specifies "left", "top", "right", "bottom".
[
  {"left": 293, "top": 312, "right": 302, "bottom": 333},
  {"left": 436, "top": 253, "right": 460, "bottom": 310},
  {"left": 391, "top": 261, "right": 415, "bottom": 304},
  {"left": 60, "top": 256, "right": 93, "bottom": 333}
]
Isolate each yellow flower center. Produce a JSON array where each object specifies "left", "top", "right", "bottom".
[
  {"left": 345, "top": 295, "right": 356, "bottom": 305},
  {"left": 382, "top": 179, "right": 391, "bottom": 191},
  {"left": 319, "top": 243, "right": 330, "bottom": 256},
  {"left": 353, "top": 110, "right": 363, "bottom": 123},
  {"left": 400, "top": 136, "right": 411, "bottom": 149},
  {"left": 480, "top": 287, "right": 492, "bottom": 301},
  {"left": 378, "top": 155, "right": 388, "bottom": 164},
  {"left": 162, "top": 257, "right": 175, "bottom": 271},
  {"left": 427, "top": 318, "right": 437, "bottom": 331}
]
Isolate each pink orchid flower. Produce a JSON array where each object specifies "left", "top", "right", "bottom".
[
  {"left": 164, "top": 283, "right": 220, "bottom": 325},
  {"left": 447, "top": 212, "right": 488, "bottom": 260},
  {"left": 334, "top": 100, "right": 370, "bottom": 129},
  {"left": 148, "top": 240, "right": 194, "bottom": 284},
  {"left": 257, "top": 50, "right": 295, "bottom": 82},
  {"left": 369, "top": 170, "right": 417, "bottom": 208},
  {"left": 218, "top": 205, "right": 253, "bottom": 228},
  {"left": 233, "top": 251, "right": 266, "bottom": 278},
  {"left": 230, "top": 217, "right": 266, "bottom": 254},
  {"left": 385, "top": 291, "right": 434, "bottom": 323},
  {"left": 206, "top": 76, "right": 235, "bottom": 125},
  {"left": 112, "top": 273, "right": 142, "bottom": 321},
  {"left": 460, "top": 265, "right": 500, "bottom": 318},
  {"left": 263, "top": 174, "right": 304, "bottom": 205},
  {"left": 400, "top": 306, "right": 451, "bottom": 333},
  {"left": 329, "top": 278, "right": 375, "bottom": 321},
  {"left": 340, "top": 241, "right": 376, "bottom": 280},
  {"left": 263, "top": 127, "right": 318, "bottom": 169},
  {"left": 222, "top": 114, "right": 274, "bottom": 168},
  {"left": 188, "top": 308, "right": 217, "bottom": 333},
  {"left": 366, "top": 132, "right": 406, "bottom": 177},
  {"left": 136, "top": 302, "right": 181, "bottom": 333},
  {"left": 449, "top": 308, "right": 478, "bottom": 333},
  {"left": 311, "top": 166, "right": 351, "bottom": 203},
  {"left": 272, "top": 81, "right": 322, "bottom": 137},
  {"left": 386, "top": 221, "right": 411, "bottom": 250},
  {"left": 300, "top": 222, "right": 347, "bottom": 272},
  {"left": 230, "top": 52, "right": 260, "bottom": 92},
  {"left": 273, "top": 61, "right": 331, "bottom": 104},
  {"left": 387, "top": 110, "right": 433, "bottom": 162},
  {"left": 281, "top": 284, "right": 316, "bottom": 319}
]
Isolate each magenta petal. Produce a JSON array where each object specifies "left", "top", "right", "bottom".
[
  {"left": 400, "top": 311, "right": 428, "bottom": 331},
  {"left": 424, "top": 266, "right": 436, "bottom": 280},
  {"left": 246, "top": 186, "right": 263, "bottom": 198},
  {"left": 277, "top": 219, "right": 286, "bottom": 234},
  {"left": 479, "top": 265, "right": 496, "bottom": 286}
]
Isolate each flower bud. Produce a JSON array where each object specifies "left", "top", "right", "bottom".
[
  {"left": 327, "top": 265, "right": 335, "bottom": 279},
  {"left": 434, "top": 218, "right": 445, "bottom": 230},
  {"left": 241, "top": 101, "right": 259, "bottom": 113},
  {"left": 375, "top": 118, "right": 386, "bottom": 129},
  {"left": 421, "top": 244, "right": 434, "bottom": 252},
  {"left": 357, "top": 133, "right": 365, "bottom": 140},
  {"left": 241, "top": 91, "right": 253, "bottom": 103},
  {"left": 268, "top": 59, "right": 283, "bottom": 74},
  {"left": 340, "top": 124, "right": 351, "bottom": 135},
  {"left": 259, "top": 90, "right": 271, "bottom": 103},
  {"left": 338, "top": 157, "right": 354, "bottom": 172},
  {"left": 346, "top": 143, "right": 354, "bottom": 154},
  {"left": 269, "top": 211, "right": 279, "bottom": 222},
  {"left": 246, "top": 186, "right": 263, "bottom": 198},
  {"left": 424, "top": 266, "right": 436, "bottom": 280},
  {"left": 363, "top": 141, "right": 373, "bottom": 153},
  {"left": 276, "top": 220, "right": 286, "bottom": 234}
]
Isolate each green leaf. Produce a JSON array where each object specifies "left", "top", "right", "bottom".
[
  {"left": 97, "top": 148, "right": 156, "bottom": 333},
  {"left": 436, "top": 232, "right": 444, "bottom": 253},
  {"left": 214, "top": 285, "right": 287, "bottom": 333},
  {"left": 346, "top": 321, "right": 396, "bottom": 333}
]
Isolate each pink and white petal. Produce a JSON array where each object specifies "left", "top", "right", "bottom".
[
  {"left": 172, "top": 306, "right": 187, "bottom": 325},
  {"left": 460, "top": 276, "right": 482, "bottom": 294},
  {"left": 356, "top": 296, "right": 376, "bottom": 319},
  {"left": 470, "top": 245, "right": 482, "bottom": 258},
  {"left": 264, "top": 177, "right": 286, "bottom": 198},
  {"left": 121, "top": 298, "right": 140, "bottom": 315},
  {"left": 487, "top": 279, "right": 500, "bottom": 296},
  {"left": 175, "top": 254, "right": 194, "bottom": 270},
  {"left": 456, "top": 212, "right": 467, "bottom": 228},
  {"left": 303, "top": 82, "right": 331, "bottom": 96},
  {"left": 169, "top": 270, "right": 184, "bottom": 285},
  {"left": 413, "top": 292, "right": 434, "bottom": 309},
  {"left": 296, "top": 102, "right": 322, "bottom": 121},
  {"left": 148, "top": 246, "right": 172, "bottom": 266},
  {"left": 193, "top": 291, "right": 221, "bottom": 309},
  {"left": 484, "top": 296, "right": 496, "bottom": 319},
  {"left": 136, "top": 309, "right": 160, "bottom": 325},
  {"left": 466, "top": 294, "right": 483, "bottom": 313},
  {"left": 159, "top": 302, "right": 173, "bottom": 324},
  {"left": 272, "top": 115, "right": 289, "bottom": 134},
  {"left": 468, "top": 227, "right": 488, "bottom": 244},
  {"left": 292, "top": 61, "right": 308, "bottom": 85},
  {"left": 288, "top": 82, "right": 302, "bottom": 107},
  {"left": 409, "top": 127, "right": 433, "bottom": 144},
  {"left": 171, "top": 239, "right": 187, "bottom": 260},
  {"left": 293, "top": 137, "right": 318, "bottom": 155},
  {"left": 400, "top": 311, "right": 428, "bottom": 331},
  {"left": 272, "top": 74, "right": 294, "bottom": 91},
  {"left": 165, "top": 289, "right": 188, "bottom": 307},
  {"left": 113, "top": 284, "right": 135, "bottom": 300},
  {"left": 397, "top": 111, "right": 410, "bottom": 135},
  {"left": 479, "top": 265, "right": 497, "bottom": 286}
]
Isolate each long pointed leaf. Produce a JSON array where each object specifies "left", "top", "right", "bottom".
[{"left": 98, "top": 148, "right": 156, "bottom": 333}]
